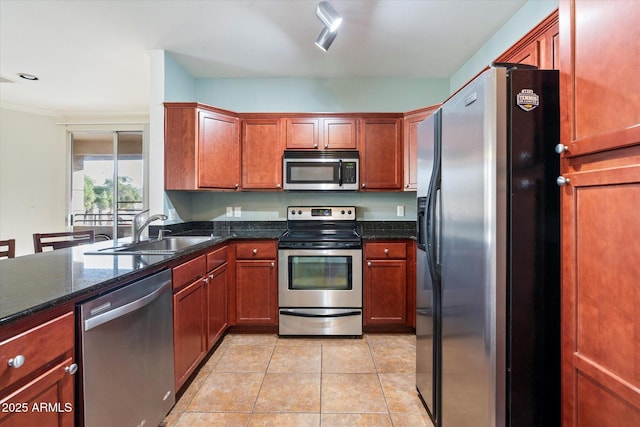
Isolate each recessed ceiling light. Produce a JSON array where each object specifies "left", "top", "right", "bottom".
[{"left": 17, "top": 73, "right": 39, "bottom": 81}]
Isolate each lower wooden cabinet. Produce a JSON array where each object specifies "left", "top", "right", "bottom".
[
  {"left": 0, "top": 312, "right": 76, "bottom": 427},
  {"left": 173, "top": 275, "right": 207, "bottom": 391},
  {"left": 363, "top": 240, "right": 415, "bottom": 328},
  {"left": 233, "top": 241, "right": 278, "bottom": 326},
  {"left": 172, "top": 247, "right": 230, "bottom": 391}
]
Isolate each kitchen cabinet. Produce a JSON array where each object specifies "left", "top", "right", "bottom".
[
  {"left": 241, "top": 118, "right": 284, "bottom": 190},
  {"left": 496, "top": 9, "right": 559, "bottom": 70},
  {"left": 359, "top": 116, "right": 404, "bottom": 190},
  {"left": 205, "top": 246, "right": 229, "bottom": 349},
  {"left": 172, "top": 255, "right": 207, "bottom": 390},
  {"left": 559, "top": 1, "right": 640, "bottom": 426},
  {"left": 284, "top": 116, "right": 357, "bottom": 150},
  {"left": 0, "top": 312, "right": 76, "bottom": 427},
  {"left": 403, "top": 106, "right": 440, "bottom": 191},
  {"left": 232, "top": 241, "right": 278, "bottom": 326},
  {"left": 164, "top": 103, "right": 240, "bottom": 190},
  {"left": 363, "top": 241, "right": 408, "bottom": 326}
]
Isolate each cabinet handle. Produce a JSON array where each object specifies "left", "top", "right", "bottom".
[
  {"left": 405, "top": 184, "right": 409, "bottom": 188},
  {"left": 361, "top": 183, "right": 366, "bottom": 188},
  {"left": 253, "top": 248, "right": 258, "bottom": 254},
  {"left": 277, "top": 183, "right": 281, "bottom": 189},
  {"left": 7, "top": 355, "right": 25, "bottom": 368},
  {"left": 235, "top": 183, "right": 239, "bottom": 189},
  {"left": 325, "top": 143, "right": 329, "bottom": 149},
  {"left": 555, "top": 143, "right": 569, "bottom": 154},
  {"left": 556, "top": 176, "right": 570, "bottom": 186},
  {"left": 384, "top": 248, "right": 389, "bottom": 254},
  {"left": 65, "top": 363, "right": 78, "bottom": 375},
  {"left": 367, "top": 261, "right": 372, "bottom": 267},
  {"left": 271, "top": 261, "right": 275, "bottom": 267},
  {"left": 313, "top": 143, "right": 318, "bottom": 148},
  {"left": 202, "top": 276, "right": 209, "bottom": 284}
]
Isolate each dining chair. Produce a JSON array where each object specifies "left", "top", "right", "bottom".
[
  {"left": 0, "top": 239, "right": 16, "bottom": 258},
  {"left": 33, "top": 230, "right": 95, "bottom": 253}
]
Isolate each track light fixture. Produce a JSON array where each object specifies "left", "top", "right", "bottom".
[
  {"left": 315, "top": 26, "right": 338, "bottom": 52},
  {"left": 315, "top": 1, "right": 342, "bottom": 32},
  {"left": 314, "top": 1, "right": 342, "bottom": 52}
]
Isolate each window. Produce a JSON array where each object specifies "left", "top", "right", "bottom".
[{"left": 70, "top": 130, "right": 145, "bottom": 240}]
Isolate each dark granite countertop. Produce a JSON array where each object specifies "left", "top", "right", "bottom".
[{"left": 0, "top": 221, "right": 413, "bottom": 327}]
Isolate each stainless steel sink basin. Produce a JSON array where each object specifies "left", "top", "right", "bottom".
[{"left": 85, "top": 236, "right": 220, "bottom": 255}]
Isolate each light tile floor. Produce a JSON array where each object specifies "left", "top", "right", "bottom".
[{"left": 163, "top": 333, "right": 434, "bottom": 427}]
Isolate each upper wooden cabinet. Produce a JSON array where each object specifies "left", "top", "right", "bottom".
[
  {"left": 496, "top": 9, "right": 559, "bottom": 70},
  {"left": 403, "top": 106, "right": 440, "bottom": 191},
  {"left": 241, "top": 118, "right": 284, "bottom": 190},
  {"left": 165, "top": 103, "right": 240, "bottom": 190},
  {"left": 359, "top": 116, "right": 403, "bottom": 190},
  {"left": 284, "top": 116, "right": 357, "bottom": 150}
]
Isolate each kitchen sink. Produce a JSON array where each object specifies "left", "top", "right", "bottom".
[{"left": 85, "top": 235, "right": 220, "bottom": 255}]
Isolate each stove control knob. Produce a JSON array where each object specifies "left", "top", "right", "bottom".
[
  {"left": 298, "top": 210, "right": 302, "bottom": 215},
  {"left": 341, "top": 210, "right": 345, "bottom": 215},
  {"left": 291, "top": 210, "right": 295, "bottom": 215},
  {"left": 347, "top": 210, "right": 352, "bottom": 215}
]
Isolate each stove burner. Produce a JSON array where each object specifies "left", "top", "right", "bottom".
[{"left": 279, "top": 206, "right": 361, "bottom": 250}]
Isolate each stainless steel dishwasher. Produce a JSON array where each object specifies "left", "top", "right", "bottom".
[{"left": 79, "top": 269, "right": 174, "bottom": 427}]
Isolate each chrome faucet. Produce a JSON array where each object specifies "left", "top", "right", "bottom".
[{"left": 131, "top": 210, "right": 168, "bottom": 243}]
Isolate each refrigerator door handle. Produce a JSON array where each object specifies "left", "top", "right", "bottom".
[{"left": 426, "top": 138, "right": 441, "bottom": 282}]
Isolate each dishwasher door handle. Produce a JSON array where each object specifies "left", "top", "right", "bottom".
[{"left": 84, "top": 282, "right": 169, "bottom": 331}]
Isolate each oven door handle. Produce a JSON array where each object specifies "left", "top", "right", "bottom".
[{"left": 279, "top": 309, "right": 361, "bottom": 318}]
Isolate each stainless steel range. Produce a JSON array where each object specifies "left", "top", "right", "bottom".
[{"left": 278, "top": 206, "right": 362, "bottom": 336}]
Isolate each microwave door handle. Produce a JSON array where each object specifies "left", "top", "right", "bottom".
[{"left": 338, "top": 159, "right": 343, "bottom": 186}]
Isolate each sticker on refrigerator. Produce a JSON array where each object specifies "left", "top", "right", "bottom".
[{"left": 516, "top": 89, "right": 539, "bottom": 111}]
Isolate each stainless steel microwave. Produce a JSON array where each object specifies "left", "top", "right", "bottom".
[{"left": 283, "top": 150, "right": 359, "bottom": 191}]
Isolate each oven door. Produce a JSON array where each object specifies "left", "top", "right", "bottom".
[{"left": 278, "top": 248, "right": 362, "bottom": 308}]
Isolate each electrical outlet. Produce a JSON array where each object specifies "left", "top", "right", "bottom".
[
  {"left": 234, "top": 206, "right": 241, "bottom": 217},
  {"left": 397, "top": 205, "right": 405, "bottom": 217},
  {"left": 226, "top": 207, "right": 233, "bottom": 217},
  {"left": 168, "top": 209, "right": 177, "bottom": 220}
]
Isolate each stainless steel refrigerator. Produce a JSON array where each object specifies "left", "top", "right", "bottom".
[{"left": 416, "top": 65, "right": 560, "bottom": 427}]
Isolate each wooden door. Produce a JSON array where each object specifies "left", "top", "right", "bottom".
[
  {"left": 198, "top": 110, "right": 240, "bottom": 189},
  {"left": 241, "top": 119, "right": 283, "bottom": 190},
  {"left": 403, "top": 107, "right": 439, "bottom": 191},
  {"left": 323, "top": 118, "right": 357, "bottom": 149},
  {"left": 559, "top": 1, "right": 640, "bottom": 425},
  {"left": 206, "top": 263, "right": 228, "bottom": 349},
  {"left": 234, "top": 260, "right": 277, "bottom": 325},
  {"left": 364, "top": 259, "right": 407, "bottom": 325},
  {"left": 359, "top": 117, "right": 403, "bottom": 190},
  {"left": 173, "top": 278, "right": 206, "bottom": 390},
  {"left": 284, "top": 117, "right": 319, "bottom": 149},
  {"left": 0, "top": 358, "right": 75, "bottom": 427}
]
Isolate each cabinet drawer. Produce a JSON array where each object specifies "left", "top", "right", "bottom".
[
  {"left": 0, "top": 312, "right": 74, "bottom": 391},
  {"left": 364, "top": 242, "right": 407, "bottom": 259},
  {"left": 173, "top": 255, "right": 206, "bottom": 291},
  {"left": 207, "top": 245, "right": 228, "bottom": 272},
  {"left": 235, "top": 241, "right": 277, "bottom": 259}
]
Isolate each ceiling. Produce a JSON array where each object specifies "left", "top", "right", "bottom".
[{"left": 0, "top": 0, "right": 527, "bottom": 117}]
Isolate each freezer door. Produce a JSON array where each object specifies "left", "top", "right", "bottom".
[{"left": 440, "top": 67, "right": 507, "bottom": 427}]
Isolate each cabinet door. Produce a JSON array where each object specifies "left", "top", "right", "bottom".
[
  {"left": 285, "top": 118, "right": 319, "bottom": 149},
  {"left": 561, "top": 155, "right": 640, "bottom": 427},
  {"left": 173, "top": 278, "right": 206, "bottom": 390},
  {"left": 198, "top": 110, "right": 240, "bottom": 189},
  {"left": 206, "top": 263, "right": 228, "bottom": 349},
  {"left": 242, "top": 119, "right": 283, "bottom": 190},
  {"left": 403, "top": 109, "right": 436, "bottom": 191},
  {"left": 560, "top": 0, "right": 640, "bottom": 156},
  {"left": 364, "top": 259, "right": 407, "bottom": 325},
  {"left": 359, "top": 118, "right": 403, "bottom": 190},
  {"left": 234, "top": 260, "right": 277, "bottom": 325},
  {"left": 0, "top": 357, "right": 75, "bottom": 427},
  {"left": 323, "top": 118, "right": 357, "bottom": 149}
]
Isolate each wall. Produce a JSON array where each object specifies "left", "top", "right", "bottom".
[
  {"left": 449, "top": 0, "right": 558, "bottom": 92},
  {"left": 0, "top": 108, "right": 67, "bottom": 256}
]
